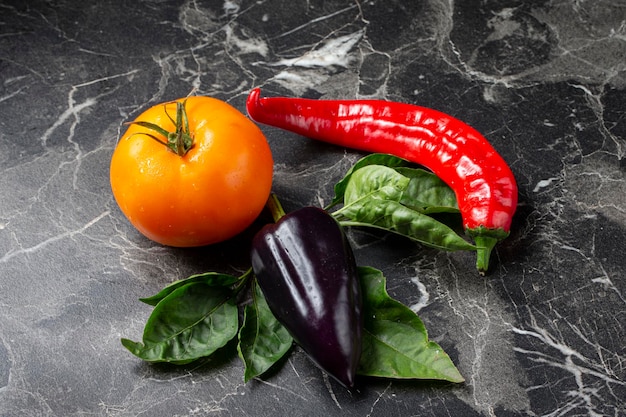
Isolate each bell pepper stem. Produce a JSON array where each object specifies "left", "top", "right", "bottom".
[
  {"left": 266, "top": 194, "right": 286, "bottom": 223},
  {"left": 473, "top": 235, "right": 498, "bottom": 276}
]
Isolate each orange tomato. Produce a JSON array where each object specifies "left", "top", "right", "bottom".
[{"left": 110, "top": 96, "right": 273, "bottom": 247}]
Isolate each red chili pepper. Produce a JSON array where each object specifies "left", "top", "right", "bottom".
[{"left": 246, "top": 88, "right": 518, "bottom": 274}]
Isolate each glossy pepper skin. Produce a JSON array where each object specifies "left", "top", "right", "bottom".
[
  {"left": 250, "top": 206, "right": 362, "bottom": 388},
  {"left": 246, "top": 88, "right": 518, "bottom": 273}
]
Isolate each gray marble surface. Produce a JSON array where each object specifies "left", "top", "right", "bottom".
[{"left": 1, "top": 1, "right": 625, "bottom": 416}]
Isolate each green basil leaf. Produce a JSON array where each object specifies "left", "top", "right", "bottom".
[
  {"left": 336, "top": 198, "right": 475, "bottom": 251},
  {"left": 122, "top": 282, "right": 239, "bottom": 364},
  {"left": 396, "top": 167, "right": 459, "bottom": 214},
  {"left": 327, "top": 154, "right": 411, "bottom": 208},
  {"left": 140, "top": 272, "right": 243, "bottom": 306},
  {"left": 237, "top": 280, "right": 293, "bottom": 382},
  {"left": 357, "top": 266, "right": 464, "bottom": 383},
  {"left": 343, "top": 164, "right": 411, "bottom": 205}
]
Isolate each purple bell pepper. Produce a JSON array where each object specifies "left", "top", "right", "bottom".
[{"left": 250, "top": 206, "right": 363, "bottom": 388}]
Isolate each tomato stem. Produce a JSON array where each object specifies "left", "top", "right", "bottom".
[
  {"left": 127, "top": 99, "right": 194, "bottom": 156},
  {"left": 170, "top": 100, "right": 194, "bottom": 156}
]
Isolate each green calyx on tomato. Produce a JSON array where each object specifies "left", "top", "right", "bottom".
[{"left": 127, "top": 99, "right": 194, "bottom": 156}]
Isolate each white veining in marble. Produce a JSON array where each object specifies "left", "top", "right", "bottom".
[{"left": 0, "top": 0, "right": 624, "bottom": 416}]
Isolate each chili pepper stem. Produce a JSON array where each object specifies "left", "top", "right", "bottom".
[
  {"left": 266, "top": 193, "right": 287, "bottom": 223},
  {"left": 473, "top": 236, "right": 498, "bottom": 276}
]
